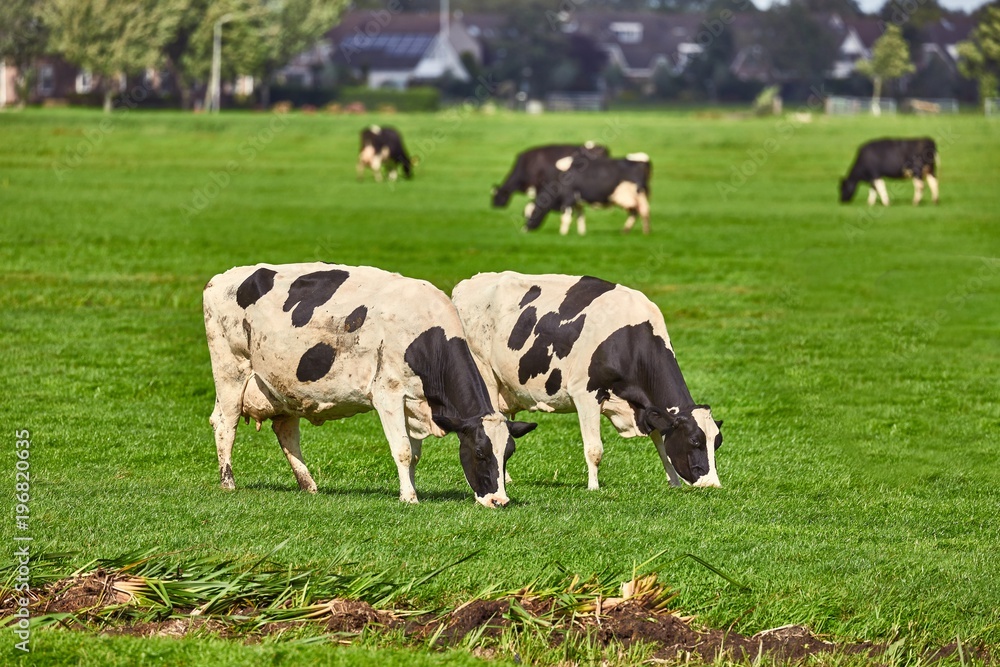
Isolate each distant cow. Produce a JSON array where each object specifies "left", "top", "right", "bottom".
[
  {"left": 840, "top": 137, "right": 938, "bottom": 206},
  {"left": 452, "top": 272, "right": 722, "bottom": 491},
  {"left": 357, "top": 125, "right": 413, "bottom": 182},
  {"left": 525, "top": 153, "right": 652, "bottom": 235},
  {"left": 204, "top": 263, "right": 535, "bottom": 507},
  {"left": 492, "top": 143, "right": 609, "bottom": 208}
]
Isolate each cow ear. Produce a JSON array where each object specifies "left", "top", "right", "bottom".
[
  {"left": 508, "top": 421, "right": 537, "bottom": 438},
  {"left": 715, "top": 419, "right": 723, "bottom": 429},
  {"left": 643, "top": 407, "right": 677, "bottom": 435},
  {"left": 433, "top": 415, "right": 463, "bottom": 434}
]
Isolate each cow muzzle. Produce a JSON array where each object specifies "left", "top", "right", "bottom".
[
  {"left": 692, "top": 472, "right": 721, "bottom": 488},
  {"left": 476, "top": 493, "right": 510, "bottom": 508}
]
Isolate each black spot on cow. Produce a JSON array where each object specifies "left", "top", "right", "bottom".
[
  {"left": 236, "top": 267, "right": 277, "bottom": 308},
  {"left": 545, "top": 369, "right": 562, "bottom": 396},
  {"left": 283, "top": 270, "right": 350, "bottom": 328},
  {"left": 519, "top": 285, "right": 542, "bottom": 308},
  {"left": 296, "top": 342, "right": 336, "bottom": 382},
  {"left": 507, "top": 306, "right": 537, "bottom": 351},
  {"left": 586, "top": 322, "right": 693, "bottom": 430},
  {"left": 345, "top": 305, "right": 367, "bottom": 332},
  {"left": 242, "top": 319, "right": 252, "bottom": 349},
  {"left": 517, "top": 311, "right": 587, "bottom": 384},
  {"left": 558, "top": 276, "right": 615, "bottom": 320},
  {"left": 404, "top": 327, "right": 502, "bottom": 497}
]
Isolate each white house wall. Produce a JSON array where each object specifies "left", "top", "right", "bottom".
[{"left": 412, "top": 34, "right": 470, "bottom": 81}]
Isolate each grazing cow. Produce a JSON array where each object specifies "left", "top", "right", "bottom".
[
  {"left": 491, "top": 142, "right": 609, "bottom": 208},
  {"left": 204, "top": 263, "right": 535, "bottom": 507},
  {"left": 524, "top": 153, "right": 652, "bottom": 235},
  {"left": 840, "top": 137, "right": 939, "bottom": 206},
  {"left": 452, "top": 272, "right": 722, "bottom": 491},
  {"left": 357, "top": 125, "right": 413, "bottom": 182}
]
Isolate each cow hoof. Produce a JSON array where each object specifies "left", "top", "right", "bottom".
[
  {"left": 400, "top": 494, "right": 419, "bottom": 504},
  {"left": 220, "top": 480, "right": 235, "bottom": 491}
]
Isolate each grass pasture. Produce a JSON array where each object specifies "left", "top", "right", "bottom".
[{"left": 1, "top": 108, "right": 999, "bottom": 665}]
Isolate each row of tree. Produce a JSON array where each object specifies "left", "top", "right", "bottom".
[
  {"left": 2, "top": 0, "right": 999, "bottom": 110},
  {"left": 0, "top": 0, "right": 345, "bottom": 111}
]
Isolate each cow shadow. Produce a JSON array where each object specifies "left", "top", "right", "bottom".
[{"left": 238, "top": 481, "right": 471, "bottom": 504}]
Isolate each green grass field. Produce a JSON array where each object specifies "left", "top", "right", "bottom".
[{"left": 2, "top": 107, "right": 999, "bottom": 665}]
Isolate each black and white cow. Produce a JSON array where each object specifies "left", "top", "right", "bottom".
[
  {"left": 357, "top": 125, "right": 413, "bottom": 182},
  {"left": 203, "top": 263, "right": 535, "bottom": 507},
  {"left": 452, "top": 272, "right": 722, "bottom": 491},
  {"left": 524, "top": 153, "right": 652, "bottom": 235},
  {"left": 491, "top": 142, "right": 609, "bottom": 208},
  {"left": 840, "top": 137, "right": 939, "bottom": 206}
]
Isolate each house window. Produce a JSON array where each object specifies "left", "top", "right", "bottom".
[
  {"left": 38, "top": 64, "right": 54, "bottom": 96},
  {"left": 609, "top": 22, "right": 643, "bottom": 44},
  {"left": 76, "top": 70, "right": 93, "bottom": 94}
]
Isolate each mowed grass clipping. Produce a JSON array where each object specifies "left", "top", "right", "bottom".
[{"left": 1, "top": 109, "right": 999, "bottom": 657}]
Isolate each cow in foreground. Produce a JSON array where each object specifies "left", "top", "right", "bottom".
[
  {"left": 204, "top": 263, "right": 535, "bottom": 507},
  {"left": 492, "top": 143, "right": 609, "bottom": 209},
  {"left": 840, "top": 137, "right": 938, "bottom": 206},
  {"left": 525, "top": 153, "right": 652, "bottom": 235},
  {"left": 452, "top": 272, "right": 722, "bottom": 491},
  {"left": 357, "top": 125, "right": 413, "bottom": 182}
]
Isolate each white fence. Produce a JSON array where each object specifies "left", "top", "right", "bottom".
[
  {"left": 825, "top": 96, "right": 897, "bottom": 115},
  {"left": 903, "top": 98, "right": 960, "bottom": 114},
  {"left": 544, "top": 92, "right": 606, "bottom": 112}
]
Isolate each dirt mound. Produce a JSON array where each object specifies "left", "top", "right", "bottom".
[{"left": 6, "top": 576, "right": 993, "bottom": 665}]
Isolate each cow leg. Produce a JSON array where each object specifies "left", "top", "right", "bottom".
[
  {"left": 638, "top": 192, "right": 651, "bottom": 235},
  {"left": 926, "top": 173, "right": 939, "bottom": 204},
  {"left": 272, "top": 416, "right": 317, "bottom": 493},
  {"left": 374, "top": 400, "right": 420, "bottom": 503},
  {"left": 912, "top": 177, "right": 924, "bottom": 205},
  {"left": 577, "top": 400, "right": 604, "bottom": 490},
  {"left": 209, "top": 397, "right": 240, "bottom": 490},
  {"left": 576, "top": 212, "right": 586, "bottom": 235},
  {"left": 867, "top": 187, "right": 878, "bottom": 206},
  {"left": 651, "top": 430, "right": 682, "bottom": 488},
  {"left": 621, "top": 212, "right": 636, "bottom": 234},
  {"left": 559, "top": 208, "right": 573, "bottom": 235},
  {"left": 873, "top": 179, "right": 889, "bottom": 206}
]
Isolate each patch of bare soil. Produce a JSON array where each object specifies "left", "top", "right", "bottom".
[{"left": 5, "top": 578, "right": 993, "bottom": 665}]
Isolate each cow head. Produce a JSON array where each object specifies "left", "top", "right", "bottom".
[
  {"left": 492, "top": 186, "right": 512, "bottom": 208},
  {"left": 643, "top": 405, "right": 722, "bottom": 487},
  {"left": 840, "top": 178, "right": 857, "bottom": 203},
  {"left": 433, "top": 413, "right": 536, "bottom": 507}
]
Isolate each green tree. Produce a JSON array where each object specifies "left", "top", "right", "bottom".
[
  {"left": 957, "top": 6, "right": 1000, "bottom": 107},
  {"left": 0, "top": 0, "right": 48, "bottom": 107},
  {"left": 763, "top": 2, "right": 839, "bottom": 86},
  {"left": 855, "top": 24, "right": 914, "bottom": 115},
  {"left": 250, "top": 0, "right": 346, "bottom": 109},
  {"left": 44, "top": 0, "right": 180, "bottom": 112}
]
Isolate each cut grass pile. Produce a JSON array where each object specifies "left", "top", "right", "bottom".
[
  {"left": 1, "top": 108, "right": 999, "bottom": 665},
  {"left": 7, "top": 548, "right": 981, "bottom": 665}
]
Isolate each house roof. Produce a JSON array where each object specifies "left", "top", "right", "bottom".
[
  {"left": 329, "top": 11, "right": 447, "bottom": 71},
  {"left": 566, "top": 11, "right": 710, "bottom": 73}
]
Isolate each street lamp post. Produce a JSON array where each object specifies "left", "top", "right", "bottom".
[{"left": 208, "top": 13, "right": 234, "bottom": 113}]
